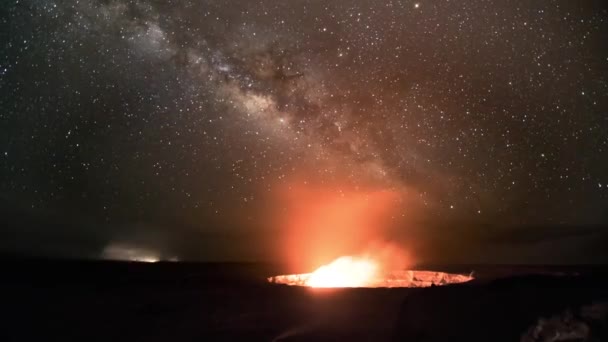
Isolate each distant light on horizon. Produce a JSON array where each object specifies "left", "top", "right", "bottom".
[{"left": 101, "top": 243, "right": 178, "bottom": 263}]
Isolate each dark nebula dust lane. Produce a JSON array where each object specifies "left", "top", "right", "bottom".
[{"left": 1, "top": 0, "right": 607, "bottom": 262}]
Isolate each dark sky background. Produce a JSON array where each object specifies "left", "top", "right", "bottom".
[{"left": 1, "top": 0, "right": 607, "bottom": 265}]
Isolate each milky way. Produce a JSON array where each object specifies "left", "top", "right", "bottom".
[{"left": 1, "top": 1, "right": 607, "bottom": 261}]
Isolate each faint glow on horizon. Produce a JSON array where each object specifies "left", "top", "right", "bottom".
[
  {"left": 133, "top": 256, "right": 160, "bottom": 263},
  {"left": 101, "top": 243, "right": 177, "bottom": 263}
]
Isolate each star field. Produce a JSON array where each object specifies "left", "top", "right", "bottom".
[{"left": 1, "top": 0, "right": 608, "bottom": 259}]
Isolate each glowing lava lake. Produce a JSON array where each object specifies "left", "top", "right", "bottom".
[{"left": 268, "top": 256, "right": 474, "bottom": 288}]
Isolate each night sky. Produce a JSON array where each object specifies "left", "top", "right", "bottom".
[{"left": 1, "top": 1, "right": 607, "bottom": 263}]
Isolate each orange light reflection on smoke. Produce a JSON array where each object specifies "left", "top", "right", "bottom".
[{"left": 277, "top": 182, "right": 408, "bottom": 272}]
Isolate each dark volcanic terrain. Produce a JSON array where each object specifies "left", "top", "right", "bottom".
[{"left": 1, "top": 260, "right": 607, "bottom": 341}]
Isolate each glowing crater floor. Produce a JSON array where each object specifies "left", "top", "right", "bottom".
[{"left": 268, "top": 270, "right": 474, "bottom": 288}]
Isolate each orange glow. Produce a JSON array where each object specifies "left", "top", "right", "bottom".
[
  {"left": 306, "top": 256, "right": 379, "bottom": 288},
  {"left": 268, "top": 266, "right": 474, "bottom": 288},
  {"left": 276, "top": 182, "right": 404, "bottom": 272}
]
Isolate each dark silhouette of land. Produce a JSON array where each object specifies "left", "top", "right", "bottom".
[{"left": 0, "top": 258, "right": 607, "bottom": 341}]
